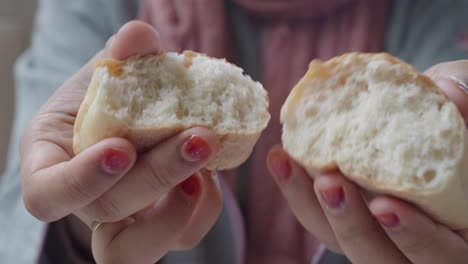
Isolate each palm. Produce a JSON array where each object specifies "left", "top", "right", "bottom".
[{"left": 27, "top": 67, "right": 92, "bottom": 159}]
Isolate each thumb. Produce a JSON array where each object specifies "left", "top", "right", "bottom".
[
  {"left": 44, "top": 20, "right": 162, "bottom": 113},
  {"left": 71, "top": 20, "right": 162, "bottom": 88},
  {"left": 425, "top": 60, "right": 468, "bottom": 123},
  {"left": 106, "top": 20, "right": 162, "bottom": 60}
]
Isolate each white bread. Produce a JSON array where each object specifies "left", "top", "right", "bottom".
[
  {"left": 281, "top": 53, "right": 468, "bottom": 229},
  {"left": 74, "top": 51, "right": 270, "bottom": 170}
]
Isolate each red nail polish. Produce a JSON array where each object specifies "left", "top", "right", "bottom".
[
  {"left": 102, "top": 149, "right": 131, "bottom": 175},
  {"left": 320, "top": 187, "right": 345, "bottom": 209},
  {"left": 181, "top": 135, "right": 212, "bottom": 162},
  {"left": 270, "top": 152, "right": 292, "bottom": 182},
  {"left": 179, "top": 175, "right": 200, "bottom": 197},
  {"left": 376, "top": 213, "right": 400, "bottom": 228}
]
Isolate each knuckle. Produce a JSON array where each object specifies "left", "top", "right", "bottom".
[
  {"left": 23, "top": 192, "right": 55, "bottom": 222},
  {"left": 141, "top": 156, "right": 173, "bottom": 192},
  {"left": 29, "top": 115, "right": 59, "bottom": 135},
  {"left": 65, "top": 171, "right": 95, "bottom": 202},
  {"left": 83, "top": 196, "right": 123, "bottom": 222}
]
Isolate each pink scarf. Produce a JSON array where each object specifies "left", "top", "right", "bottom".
[{"left": 138, "top": 1, "right": 390, "bottom": 263}]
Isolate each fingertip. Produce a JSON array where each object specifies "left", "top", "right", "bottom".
[
  {"left": 425, "top": 61, "right": 468, "bottom": 123},
  {"left": 266, "top": 144, "right": 287, "bottom": 170},
  {"left": 313, "top": 174, "right": 345, "bottom": 210},
  {"left": 369, "top": 196, "right": 463, "bottom": 263},
  {"left": 369, "top": 196, "right": 419, "bottom": 230},
  {"left": 110, "top": 20, "right": 162, "bottom": 60},
  {"left": 84, "top": 138, "right": 137, "bottom": 175},
  {"left": 369, "top": 195, "right": 419, "bottom": 218},
  {"left": 313, "top": 171, "right": 346, "bottom": 191},
  {"left": 369, "top": 196, "right": 396, "bottom": 214},
  {"left": 266, "top": 145, "right": 292, "bottom": 183},
  {"left": 180, "top": 127, "right": 222, "bottom": 156},
  {"left": 434, "top": 76, "right": 468, "bottom": 122}
]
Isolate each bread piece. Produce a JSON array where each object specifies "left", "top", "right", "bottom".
[
  {"left": 281, "top": 52, "right": 468, "bottom": 229},
  {"left": 74, "top": 51, "right": 270, "bottom": 170}
]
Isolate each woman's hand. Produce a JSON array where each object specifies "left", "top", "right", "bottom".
[
  {"left": 267, "top": 61, "right": 468, "bottom": 264},
  {"left": 20, "top": 21, "right": 223, "bottom": 264}
]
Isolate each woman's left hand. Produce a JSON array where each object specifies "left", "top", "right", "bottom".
[{"left": 267, "top": 60, "right": 468, "bottom": 264}]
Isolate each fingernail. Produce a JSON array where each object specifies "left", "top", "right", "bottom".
[
  {"left": 320, "top": 187, "right": 345, "bottom": 210},
  {"left": 102, "top": 149, "right": 131, "bottom": 175},
  {"left": 179, "top": 175, "right": 201, "bottom": 198},
  {"left": 268, "top": 151, "right": 292, "bottom": 183},
  {"left": 181, "top": 135, "right": 212, "bottom": 162},
  {"left": 450, "top": 76, "right": 468, "bottom": 94},
  {"left": 375, "top": 213, "right": 400, "bottom": 228}
]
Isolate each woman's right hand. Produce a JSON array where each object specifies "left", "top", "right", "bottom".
[{"left": 20, "top": 21, "right": 223, "bottom": 264}]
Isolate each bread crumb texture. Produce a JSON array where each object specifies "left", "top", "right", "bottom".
[
  {"left": 281, "top": 53, "right": 464, "bottom": 192},
  {"left": 91, "top": 51, "right": 270, "bottom": 138}
]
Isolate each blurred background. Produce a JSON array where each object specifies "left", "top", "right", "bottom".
[{"left": 0, "top": 0, "right": 37, "bottom": 173}]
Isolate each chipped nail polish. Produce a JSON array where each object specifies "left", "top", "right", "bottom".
[
  {"left": 102, "top": 149, "right": 131, "bottom": 175},
  {"left": 181, "top": 135, "right": 212, "bottom": 162},
  {"left": 376, "top": 213, "right": 400, "bottom": 228},
  {"left": 320, "top": 187, "right": 345, "bottom": 209}
]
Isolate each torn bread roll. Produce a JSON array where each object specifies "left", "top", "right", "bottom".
[
  {"left": 74, "top": 51, "right": 270, "bottom": 170},
  {"left": 281, "top": 52, "right": 468, "bottom": 229}
]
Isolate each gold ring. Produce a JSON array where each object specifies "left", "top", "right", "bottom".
[{"left": 92, "top": 222, "right": 104, "bottom": 233}]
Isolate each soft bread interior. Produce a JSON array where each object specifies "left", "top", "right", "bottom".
[
  {"left": 74, "top": 51, "right": 270, "bottom": 170},
  {"left": 93, "top": 51, "right": 269, "bottom": 134},
  {"left": 281, "top": 53, "right": 464, "bottom": 191}
]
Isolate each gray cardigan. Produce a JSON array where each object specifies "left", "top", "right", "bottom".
[{"left": 1, "top": 1, "right": 468, "bottom": 263}]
